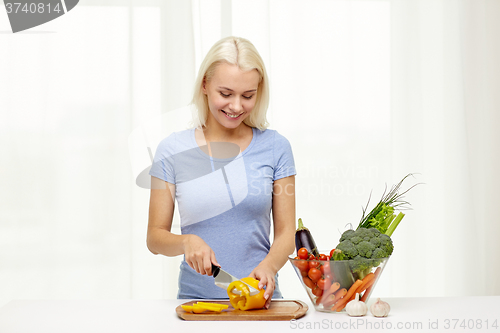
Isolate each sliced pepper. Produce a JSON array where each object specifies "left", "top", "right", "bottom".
[
  {"left": 181, "top": 305, "right": 197, "bottom": 313},
  {"left": 227, "top": 277, "right": 266, "bottom": 311},
  {"left": 181, "top": 302, "right": 228, "bottom": 313},
  {"left": 196, "top": 302, "right": 229, "bottom": 311},
  {"left": 192, "top": 304, "right": 210, "bottom": 313}
]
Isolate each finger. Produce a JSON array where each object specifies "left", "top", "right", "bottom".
[
  {"left": 265, "top": 295, "right": 272, "bottom": 309},
  {"left": 209, "top": 252, "right": 219, "bottom": 276},
  {"left": 186, "top": 259, "right": 196, "bottom": 272},
  {"left": 264, "top": 282, "right": 275, "bottom": 309},
  {"left": 257, "top": 276, "right": 267, "bottom": 290},
  {"left": 264, "top": 277, "right": 275, "bottom": 298},
  {"left": 202, "top": 251, "right": 212, "bottom": 275},
  {"left": 264, "top": 285, "right": 274, "bottom": 299},
  {"left": 195, "top": 258, "right": 205, "bottom": 275}
]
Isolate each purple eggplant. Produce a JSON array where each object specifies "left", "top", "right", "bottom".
[{"left": 295, "top": 218, "right": 319, "bottom": 257}]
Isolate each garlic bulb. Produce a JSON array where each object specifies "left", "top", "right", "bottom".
[
  {"left": 345, "top": 293, "right": 367, "bottom": 317},
  {"left": 370, "top": 298, "right": 390, "bottom": 317}
]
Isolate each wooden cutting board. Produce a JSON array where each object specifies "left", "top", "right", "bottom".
[{"left": 176, "top": 300, "right": 308, "bottom": 321}]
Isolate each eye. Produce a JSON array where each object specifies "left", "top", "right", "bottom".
[
  {"left": 243, "top": 95, "right": 254, "bottom": 100},
  {"left": 220, "top": 92, "right": 230, "bottom": 97}
]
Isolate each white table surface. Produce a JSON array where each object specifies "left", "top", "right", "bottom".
[{"left": 0, "top": 296, "right": 499, "bottom": 333}]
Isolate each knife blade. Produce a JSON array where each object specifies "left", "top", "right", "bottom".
[{"left": 211, "top": 264, "right": 260, "bottom": 295}]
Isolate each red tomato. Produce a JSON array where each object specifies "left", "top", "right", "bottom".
[
  {"left": 318, "top": 254, "right": 328, "bottom": 261},
  {"left": 320, "top": 262, "right": 331, "bottom": 275},
  {"left": 298, "top": 248, "right": 309, "bottom": 260},
  {"left": 308, "top": 267, "right": 322, "bottom": 282},
  {"left": 316, "top": 278, "right": 326, "bottom": 290},
  {"left": 317, "top": 278, "right": 332, "bottom": 290},
  {"left": 294, "top": 260, "right": 309, "bottom": 273},
  {"left": 308, "top": 260, "right": 320, "bottom": 269},
  {"left": 330, "top": 248, "right": 336, "bottom": 258}
]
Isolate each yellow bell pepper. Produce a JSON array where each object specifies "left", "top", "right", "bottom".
[
  {"left": 227, "top": 277, "right": 266, "bottom": 311},
  {"left": 181, "top": 305, "right": 196, "bottom": 312},
  {"left": 196, "top": 302, "right": 229, "bottom": 311},
  {"left": 192, "top": 304, "right": 208, "bottom": 313},
  {"left": 181, "top": 302, "right": 228, "bottom": 313}
]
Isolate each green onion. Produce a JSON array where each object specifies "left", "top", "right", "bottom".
[{"left": 357, "top": 174, "right": 421, "bottom": 236}]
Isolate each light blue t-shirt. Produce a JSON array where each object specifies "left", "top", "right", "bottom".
[{"left": 149, "top": 127, "right": 296, "bottom": 299}]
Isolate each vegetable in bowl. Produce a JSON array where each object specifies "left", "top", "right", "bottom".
[
  {"left": 291, "top": 174, "right": 421, "bottom": 313},
  {"left": 335, "top": 228, "right": 393, "bottom": 280},
  {"left": 289, "top": 254, "right": 389, "bottom": 313}
]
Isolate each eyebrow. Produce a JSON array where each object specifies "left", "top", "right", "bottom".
[{"left": 218, "top": 86, "right": 257, "bottom": 93}]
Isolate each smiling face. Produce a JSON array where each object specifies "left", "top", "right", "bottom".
[{"left": 202, "top": 62, "right": 260, "bottom": 131}]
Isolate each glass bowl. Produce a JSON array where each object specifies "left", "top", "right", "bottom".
[{"left": 289, "top": 254, "right": 390, "bottom": 313}]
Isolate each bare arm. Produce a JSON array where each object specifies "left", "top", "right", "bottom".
[
  {"left": 250, "top": 175, "right": 296, "bottom": 308},
  {"left": 146, "top": 176, "right": 219, "bottom": 275}
]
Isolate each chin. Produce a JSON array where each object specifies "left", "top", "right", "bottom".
[{"left": 221, "top": 120, "right": 243, "bottom": 129}]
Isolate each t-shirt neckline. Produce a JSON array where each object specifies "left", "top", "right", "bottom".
[{"left": 191, "top": 127, "right": 258, "bottom": 161}]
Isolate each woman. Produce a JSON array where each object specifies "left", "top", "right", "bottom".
[{"left": 147, "top": 36, "right": 296, "bottom": 309}]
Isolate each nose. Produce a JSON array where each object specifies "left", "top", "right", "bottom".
[{"left": 229, "top": 96, "right": 243, "bottom": 113}]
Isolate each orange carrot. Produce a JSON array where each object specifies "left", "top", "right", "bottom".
[
  {"left": 303, "top": 276, "right": 316, "bottom": 289},
  {"left": 360, "top": 279, "right": 376, "bottom": 302},
  {"left": 331, "top": 279, "right": 363, "bottom": 312},
  {"left": 324, "top": 288, "right": 347, "bottom": 307},
  {"left": 333, "top": 287, "right": 347, "bottom": 300},
  {"left": 328, "top": 282, "right": 341, "bottom": 295},
  {"left": 360, "top": 267, "right": 381, "bottom": 302},
  {"left": 318, "top": 282, "right": 340, "bottom": 305},
  {"left": 355, "top": 273, "right": 375, "bottom": 295},
  {"left": 334, "top": 293, "right": 357, "bottom": 312},
  {"left": 321, "top": 294, "right": 335, "bottom": 307}
]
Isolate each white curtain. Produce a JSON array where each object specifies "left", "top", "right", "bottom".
[
  {"left": 1, "top": 0, "right": 499, "bottom": 307},
  {"left": 387, "top": 0, "right": 500, "bottom": 297}
]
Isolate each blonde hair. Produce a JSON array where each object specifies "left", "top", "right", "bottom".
[{"left": 191, "top": 36, "right": 270, "bottom": 130}]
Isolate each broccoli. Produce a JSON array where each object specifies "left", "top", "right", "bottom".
[
  {"left": 349, "top": 256, "right": 372, "bottom": 278},
  {"left": 357, "top": 241, "right": 376, "bottom": 258},
  {"left": 379, "top": 234, "right": 394, "bottom": 254},
  {"left": 335, "top": 239, "right": 359, "bottom": 258},
  {"left": 334, "top": 227, "right": 393, "bottom": 280},
  {"left": 339, "top": 229, "right": 355, "bottom": 242}
]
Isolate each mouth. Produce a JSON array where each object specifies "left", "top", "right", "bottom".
[{"left": 221, "top": 110, "right": 244, "bottom": 119}]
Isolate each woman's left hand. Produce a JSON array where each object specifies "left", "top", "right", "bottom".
[{"left": 249, "top": 263, "right": 276, "bottom": 309}]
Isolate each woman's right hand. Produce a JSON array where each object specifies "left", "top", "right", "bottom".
[{"left": 183, "top": 234, "right": 219, "bottom": 276}]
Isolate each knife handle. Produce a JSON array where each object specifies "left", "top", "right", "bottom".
[{"left": 211, "top": 263, "right": 220, "bottom": 278}]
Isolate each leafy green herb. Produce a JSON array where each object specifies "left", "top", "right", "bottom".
[{"left": 357, "top": 174, "right": 421, "bottom": 236}]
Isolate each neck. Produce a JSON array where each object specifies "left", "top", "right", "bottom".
[{"left": 203, "top": 118, "right": 249, "bottom": 142}]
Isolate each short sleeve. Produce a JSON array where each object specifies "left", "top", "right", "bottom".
[
  {"left": 273, "top": 131, "right": 297, "bottom": 181},
  {"left": 149, "top": 133, "right": 176, "bottom": 184}
]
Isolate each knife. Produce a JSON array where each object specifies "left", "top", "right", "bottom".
[{"left": 211, "top": 264, "right": 260, "bottom": 295}]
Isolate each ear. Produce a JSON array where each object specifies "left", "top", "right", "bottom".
[{"left": 202, "top": 78, "right": 207, "bottom": 94}]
